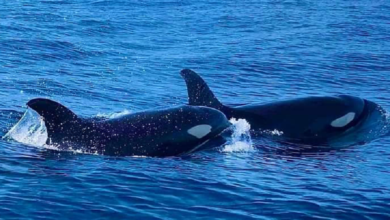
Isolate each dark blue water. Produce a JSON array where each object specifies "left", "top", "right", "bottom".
[{"left": 1, "top": 0, "right": 390, "bottom": 219}]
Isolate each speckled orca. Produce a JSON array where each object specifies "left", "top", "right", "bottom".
[
  {"left": 180, "top": 69, "right": 382, "bottom": 145},
  {"left": 27, "top": 98, "right": 230, "bottom": 157}
]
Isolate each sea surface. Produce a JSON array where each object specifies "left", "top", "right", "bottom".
[{"left": 1, "top": 0, "right": 390, "bottom": 219}]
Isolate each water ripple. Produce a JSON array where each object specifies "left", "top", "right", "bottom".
[{"left": 1, "top": 0, "right": 390, "bottom": 219}]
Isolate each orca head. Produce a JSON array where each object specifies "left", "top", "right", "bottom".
[
  {"left": 192, "top": 106, "right": 230, "bottom": 136},
  {"left": 174, "top": 106, "right": 230, "bottom": 153},
  {"left": 304, "top": 96, "right": 374, "bottom": 144},
  {"left": 297, "top": 95, "right": 369, "bottom": 142},
  {"left": 328, "top": 95, "right": 367, "bottom": 131}
]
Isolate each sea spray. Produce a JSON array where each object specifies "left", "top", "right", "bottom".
[
  {"left": 5, "top": 110, "right": 256, "bottom": 154},
  {"left": 223, "top": 118, "right": 255, "bottom": 152},
  {"left": 96, "top": 109, "right": 132, "bottom": 119},
  {"left": 3, "top": 109, "right": 48, "bottom": 147},
  {"left": 3, "top": 109, "right": 134, "bottom": 154}
]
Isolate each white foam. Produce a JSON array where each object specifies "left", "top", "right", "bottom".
[
  {"left": 3, "top": 109, "right": 48, "bottom": 147},
  {"left": 96, "top": 109, "right": 132, "bottom": 119},
  {"left": 3, "top": 109, "right": 98, "bottom": 155},
  {"left": 261, "top": 129, "right": 284, "bottom": 136},
  {"left": 222, "top": 118, "right": 254, "bottom": 153},
  {"left": 385, "top": 111, "right": 390, "bottom": 120}
]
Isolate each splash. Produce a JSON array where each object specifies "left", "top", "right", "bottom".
[
  {"left": 3, "top": 109, "right": 104, "bottom": 155},
  {"left": 3, "top": 109, "right": 48, "bottom": 147},
  {"left": 96, "top": 109, "right": 132, "bottom": 119},
  {"left": 385, "top": 109, "right": 390, "bottom": 121},
  {"left": 222, "top": 118, "right": 255, "bottom": 152},
  {"left": 261, "top": 129, "right": 284, "bottom": 136},
  {"left": 3, "top": 108, "right": 144, "bottom": 156}
]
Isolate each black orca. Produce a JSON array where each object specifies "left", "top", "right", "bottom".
[
  {"left": 26, "top": 98, "right": 230, "bottom": 157},
  {"left": 180, "top": 69, "right": 383, "bottom": 145}
]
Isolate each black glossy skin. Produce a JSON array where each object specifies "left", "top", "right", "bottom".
[
  {"left": 221, "top": 96, "right": 377, "bottom": 143},
  {"left": 27, "top": 98, "right": 230, "bottom": 157},
  {"left": 180, "top": 69, "right": 381, "bottom": 144}
]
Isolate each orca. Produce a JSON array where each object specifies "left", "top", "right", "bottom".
[
  {"left": 180, "top": 69, "right": 383, "bottom": 145},
  {"left": 26, "top": 98, "right": 230, "bottom": 157}
]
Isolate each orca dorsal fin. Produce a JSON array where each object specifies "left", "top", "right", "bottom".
[
  {"left": 180, "top": 69, "right": 224, "bottom": 110},
  {"left": 27, "top": 98, "right": 78, "bottom": 135}
]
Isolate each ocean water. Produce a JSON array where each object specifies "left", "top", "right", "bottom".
[{"left": 1, "top": 0, "right": 390, "bottom": 219}]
